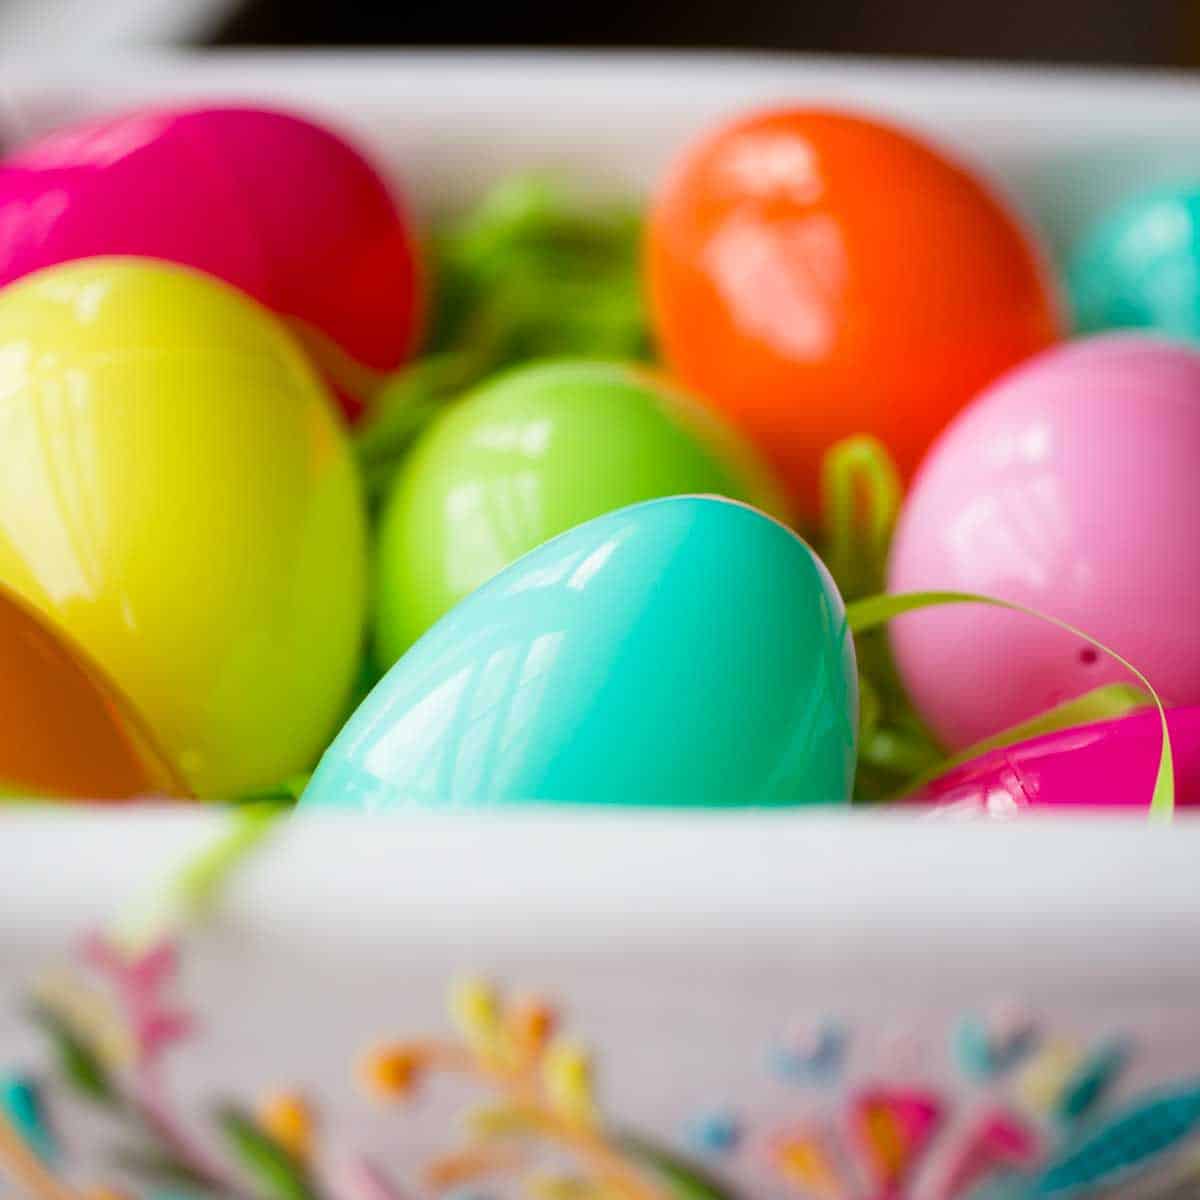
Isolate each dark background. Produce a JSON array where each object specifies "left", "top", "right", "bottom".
[{"left": 215, "top": 0, "right": 1200, "bottom": 68}]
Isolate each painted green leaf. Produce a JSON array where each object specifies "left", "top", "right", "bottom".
[
  {"left": 112, "top": 1142, "right": 215, "bottom": 1192},
  {"left": 28, "top": 1002, "right": 120, "bottom": 1107},
  {"left": 215, "top": 1105, "right": 318, "bottom": 1200},
  {"left": 618, "top": 1133, "right": 738, "bottom": 1200}
]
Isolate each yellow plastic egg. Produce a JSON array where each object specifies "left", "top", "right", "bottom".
[{"left": 0, "top": 258, "right": 368, "bottom": 796}]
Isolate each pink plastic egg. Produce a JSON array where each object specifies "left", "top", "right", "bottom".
[
  {"left": 0, "top": 105, "right": 421, "bottom": 421},
  {"left": 906, "top": 707, "right": 1200, "bottom": 814},
  {"left": 888, "top": 334, "right": 1200, "bottom": 749}
]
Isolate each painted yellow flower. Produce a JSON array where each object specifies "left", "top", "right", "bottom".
[
  {"left": 542, "top": 1039, "right": 597, "bottom": 1127},
  {"left": 360, "top": 1045, "right": 424, "bottom": 1100},
  {"left": 257, "top": 1090, "right": 315, "bottom": 1161},
  {"left": 507, "top": 996, "right": 557, "bottom": 1058},
  {"left": 451, "top": 978, "right": 504, "bottom": 1058}
]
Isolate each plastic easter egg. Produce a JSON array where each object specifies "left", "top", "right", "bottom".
[
  {"left": 888, "top": 334, "right": 1200, "bottom": 750},
  {"left": 0, "top": 585, "right": 188, "bottom": 801},
  {"left": 1069, "top": 183, "right": 1200, "bottom": 342},
  {"left": 648, "top": 107, "right": 1062, "bottom": 518},
  {"left": 0, "top": 105, "right": 420, "bottom": 420},
  {"left": 906, "top": 708, "right": 1200, "bottom": 814},
  {"left": 373, "top": 360, "right": 790, "bottom": 666},
  {"left": 0, "top": 258, "right": 368, "bottom": 797},
  {"left": 304, "top": 496, "right": 856, "bottom": 810}
]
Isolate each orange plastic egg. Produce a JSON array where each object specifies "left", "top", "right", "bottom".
[
  {"left": 0, "top": 585, "right": 188, "bottom": 802},
  {"left": 648, "top": 107, "right": 1063, "bottom": 518}
]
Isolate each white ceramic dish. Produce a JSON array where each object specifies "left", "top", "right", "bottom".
[{"left": 2, "top": 52, "right": 1200, "bottom": 1200}]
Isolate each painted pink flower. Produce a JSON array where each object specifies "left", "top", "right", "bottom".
[{"left": 80, "top": 934, "right": 193, "bottom": 1067}]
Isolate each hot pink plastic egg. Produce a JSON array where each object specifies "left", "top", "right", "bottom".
[
  {"left": 0, "top": 104, "right": 421, "bottom": 421},
  {"left": 906, "top": 707, "right": 1200, "bottom": 814},
  {"left": 888, "top": 334, "right": 1200, "bottom": 749}
]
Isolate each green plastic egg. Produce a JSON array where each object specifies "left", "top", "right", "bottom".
[{"left": 374, "top": 360, "right": 790, "bottom": 666}]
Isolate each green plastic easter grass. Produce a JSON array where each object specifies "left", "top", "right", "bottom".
[
  {"left": 820, "top": 435, "right": 903, "bottom": 601},
  {"left": 816, "top": 435, "right": 1173, "bottom": 814},
  {"left": 845, "top": 592, "right": 1176, "bottom": 819},
  {"left": 817, "top": 437, "right": 944, "bottom": 799},
  {"left": 350, "top": 175, "right": 650, "bottom": 503}
]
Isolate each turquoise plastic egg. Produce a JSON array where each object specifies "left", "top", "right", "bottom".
[
  {"left": 1069, "top": 183, "right": 1200, "bottom": 340},
  {"left": 303, "top": 496, "right": 857, "bottom": 809}
]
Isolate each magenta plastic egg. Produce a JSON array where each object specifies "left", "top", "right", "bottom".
[
  {"left": 906, "top": 707, "right": 1200, "bottom": 814},
  {"left": 0, "top": 105, "right": 421, "bottom": 420},
  {"left": 888, "top": 334, "right": 1200, "bottom": 749}
]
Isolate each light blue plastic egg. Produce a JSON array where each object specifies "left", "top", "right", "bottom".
[
  {"left": 302, "top": 496, "right": 856, "bottom": 809},
  {"left": 1069, "top": 183, "right": 1200, "bottom": 340}
]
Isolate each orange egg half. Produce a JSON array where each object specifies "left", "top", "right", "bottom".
[
  {"left": 0, "top": 585, "right": 189, "bottom": 802},
  {"left": 647, "top": 107, "right": 1063, "bottom": 519}
]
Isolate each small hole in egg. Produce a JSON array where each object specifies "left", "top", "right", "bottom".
[{"left": 1078, "top": 647, "right": 1099, "bottom": 667}]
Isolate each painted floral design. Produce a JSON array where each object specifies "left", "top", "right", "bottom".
[
  {"left": 3, "top": 937, "right": 1200, "bottom": 1200},
  {"left": 0, "top": 940, "right": 697, "bottom": 1200},
  {"left": 683, "top": 1009, "right": 1200, "bottom": 1200}
]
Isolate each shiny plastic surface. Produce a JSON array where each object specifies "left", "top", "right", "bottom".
[
  {"left": 373, "top": 360, "right": 791, "bottom": 666},
  {"left": 908, "top": 707, "right": 1200, "bottom": 813},
  {"left": 305, "top": 496, "right": 857, "bottom": 809},
  {"left": 1070, "top": 184, "right": 1200, "bottom": 343},
  {"left": 0, "top": 585, "right": 188, "bottom": 801},
  {"left": 0, "top": 105, "right": 421, "bottom": 419},
  {"left": 889, "top": 334, "right": 1200, "bottom": 749},
  {"left": 0, "top": 258, "right": 368, "bottom": 797},
  {"left": 648, "top": 107, "right": 1062, "bottom": 518}
]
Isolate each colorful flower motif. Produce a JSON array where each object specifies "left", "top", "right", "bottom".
[
  {"left": 1031, "top": 1080, "right": 1200, "bottom": 1198},
  {"left": 361, "top": 1045, "right": 432, "bottom": 1100},
  {"left": 4, "top": 939, "right": 1200, "bottom": 1200},
  {"left": 740, "top": 1012, "right": 1176, "bottom": 1200},
  {"left": 257, "top": 1090, "right": 317, "bottom": 1163},
  {"left": 954, "top": 1007, "right": 1039, "bottom": 1082},
  {"left": 360, "top": 979, "right": 671, "bottom": 1200},
  {"left": 768, "top": 1124, "right": 847, "bottom": 1199},
  {"left": 683, "top": 1111, "right": 742, "bottom": 1156},
  {"left": 927, "top": 1111, "right": 1039, "bottom": 1200},
  {"left": 1016, "top": 1041, "right": 1084, "bottom": 1117},
  {"left": 768, "top": 1021, "right": 848, "bottom": 1086},
  {"left": 849, "top": 1087, "right": 943, "bottom": 1194},
  {"left": 80, "top": 935, "right": 193, "bottom": 1069},
  {"left": 1053, "top": 1039, "right": 1131, "bottom": 1125},
  {"left": 0, "top": 1074, "right": 55, "bottom": 1164}
]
